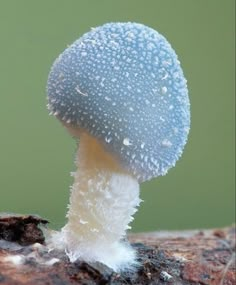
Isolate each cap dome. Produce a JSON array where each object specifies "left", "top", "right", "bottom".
[{"left": 47, "top": 22, "right": 190, "bottom": 182}]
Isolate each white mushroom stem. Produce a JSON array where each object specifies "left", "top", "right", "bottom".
[{"left": 53, "top": 132, "right": 141, "bottom": 271}]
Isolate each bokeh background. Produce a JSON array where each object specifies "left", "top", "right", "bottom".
[{"left": 0, "top": 0, "right": 235, "bottom": 232}]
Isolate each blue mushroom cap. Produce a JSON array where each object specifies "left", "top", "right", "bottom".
[{"left": 47, "top": 22, "right": 190, "bottom": 182}]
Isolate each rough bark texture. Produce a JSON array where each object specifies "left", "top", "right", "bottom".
[{"left": 0, "top": 214, "right": 235, "bottom": 285}]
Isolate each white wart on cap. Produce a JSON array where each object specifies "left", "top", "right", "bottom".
[{"left": 47, "top": 22, "right": 190, "bottom": 182}]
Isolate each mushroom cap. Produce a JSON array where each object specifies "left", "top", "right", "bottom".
[{"left": 47, "top": 22, "right": 190, "bottom": 182}]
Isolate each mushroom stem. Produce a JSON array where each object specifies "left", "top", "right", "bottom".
[{"left": 58, "top": 132, "right": 141, "bottom": 271}]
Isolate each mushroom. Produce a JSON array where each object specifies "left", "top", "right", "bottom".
[{"left": 46, "top": 22, "right": 190, "bottom": 271}]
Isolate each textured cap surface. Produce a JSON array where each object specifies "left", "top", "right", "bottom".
[{"left": 47, "top": 22, "right": 190, "bottom": 182}]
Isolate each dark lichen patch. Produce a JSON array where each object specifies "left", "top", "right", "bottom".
[
  {"left": 73, "top": 261, "right": 114, "bottom": 284},
  {"left": 0, "top": 214, "right": 48, "bottom": 246}
]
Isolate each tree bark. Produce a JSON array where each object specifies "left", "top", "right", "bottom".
[{"left": 0, "top": 214, "right": 235, "bottom": 285}]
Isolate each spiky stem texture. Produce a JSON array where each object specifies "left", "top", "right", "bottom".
[{"left": 52, "top": 132, "right": 141, "bottom": 271}]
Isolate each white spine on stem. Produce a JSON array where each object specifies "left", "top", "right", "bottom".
[{"left": 52, "top": 132, "right": 141, "bottom": 271}]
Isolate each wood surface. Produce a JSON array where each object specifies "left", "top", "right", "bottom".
[{"left": 0, "top": 214, "right": 235, "bottom": 285}]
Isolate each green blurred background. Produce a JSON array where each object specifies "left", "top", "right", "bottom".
[{"left": 0, "top": 0, "right": 235, "bottom": 232}]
